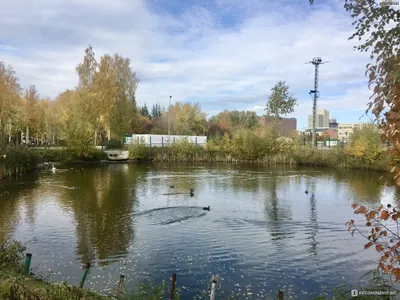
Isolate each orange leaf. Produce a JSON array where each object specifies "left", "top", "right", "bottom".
[
  {"left": 348, "top": 227, "right": 351, "bottom": 233},
  {"left": 375, "top": 226, "right": 381, "bottom": 232},
  {"left": 393, "top": 214, "right": 399, "bottom": 221},
  {"left": 385, "top": 266, "right": 392, "bottom": 272},
  {"left": 380, "top": 210, "right": 390, "bottom": 220},
  {"left": 378, "top": 205, "right": 384, "bottom": 212},
  {"left": 376, "top": 244, "right": 384, "bottom": 252},
  {"left": 366, "top": 222, "right": 372, "bottom": 226},
  {"left": 352, "top": 203, "right": 358, "bottom": 209},
  {"left": 370, "top": 211, "right": 376, "bottom": 219},
  {"left": 382, "top": 231, "right": 388, "bottom": 237},
  {"left": 365, "top": 242, "right": 374, "bottom": 249},
  {"left": 391, "top": 166, "right": 396, "bottom": 173}
]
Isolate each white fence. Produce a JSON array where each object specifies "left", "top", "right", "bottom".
[{"left": 126, "top": 134, "right": 207, "bottom": 147}]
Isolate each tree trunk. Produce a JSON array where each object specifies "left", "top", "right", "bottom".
[
  {"left": 94, "top": 130, "right": 97, "bottom": 146},
  {"left": 26, "top": 126, "right": 29, "bottom": 145}
]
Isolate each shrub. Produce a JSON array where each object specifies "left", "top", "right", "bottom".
[
  {"left": 104, "top": 138, "right": 125, "bottom": 150},
  {"left": 0, "top": 145, "right": 39, "bottom": 178},
  {"left": 128, "top": 138, "right": 150, "bottom": 160},
  {"left": 0, "top": 232, "right": 26, "bottom": 271}
]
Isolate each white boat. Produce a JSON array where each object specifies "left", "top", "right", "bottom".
[{"left": 106, "top": 150, "right": 129, "bottom": 161}]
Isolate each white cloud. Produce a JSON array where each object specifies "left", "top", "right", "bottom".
[{"left": 0, "top": 0, "right": 375, "bottom": 128}]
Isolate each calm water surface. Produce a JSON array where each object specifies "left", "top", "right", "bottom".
[{"left": 0, "top": 163, "right": 399, "bottom": 299}]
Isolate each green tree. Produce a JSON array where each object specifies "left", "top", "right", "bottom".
[
  {"left": 265, "top": 81, "right": 297, "bottom": 118},
  {"left": 151, "top": 103, "right": 161, "bottom": 119},
  {"left": 140, "top": 103, "right": 150, "bottom": 118}
]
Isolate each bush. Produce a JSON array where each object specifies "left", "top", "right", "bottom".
[
  {"left": 0, "top": 232, "right": 26, "bottom": 271},
  {"left": 104, "top": 138, "right": 125, "bottom": 150},
  {"left": 0, "top": 145, "right": 39, "bottom": 178},
  {"left": 345, "top": 126, "right": 383, "bottom": 163},
  {"left": 128, "top": 138, "right": 150, "bottom": 160}
]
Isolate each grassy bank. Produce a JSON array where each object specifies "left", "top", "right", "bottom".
[
  {"left": 0, "top": 129, "right": 393, "bottom": 180},
  {"left": 127, "top": 139, "right": 392, "bottom": 172},
  {"left": 0, "top": 146, "right": 108, "bottom": 179}
]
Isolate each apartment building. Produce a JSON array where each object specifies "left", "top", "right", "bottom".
[
  {"left": 338, "top": 123, "right": 376, "bottom": 143},
  {"left": 308, "top": 109, "right": 330, "bottom": 129}
]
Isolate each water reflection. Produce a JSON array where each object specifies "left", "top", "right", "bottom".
[
  {"left": 45, "top": 164, "right": 148, "bottom": 265},
  {"left": 1, "top": 163, "right": 400, "bottom": 299},
  {"left": 0, "top": 172, "right": 40, "bottom": 235}
]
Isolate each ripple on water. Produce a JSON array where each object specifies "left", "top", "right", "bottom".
[{"left": 3, "top": 164, "right": 395, "bottom": 300}]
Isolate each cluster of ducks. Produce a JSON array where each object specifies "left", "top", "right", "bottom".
[
  {"left": 168, "top": 185, "right": 210, "bottom": 211},
  {"left": 169, "top": 185, "right": 195, "bottom": 197}
]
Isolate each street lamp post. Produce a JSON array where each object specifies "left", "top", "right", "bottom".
[{"left": 168, "top": 96, "right": 172, "bottom": 145}]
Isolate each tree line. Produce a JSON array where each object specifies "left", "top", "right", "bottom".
[{"left": 0, "top": 48, "right": 298, "bottom": 150}]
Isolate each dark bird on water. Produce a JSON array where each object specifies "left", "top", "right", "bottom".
[
  {"left": 305, "top": 190, "right": 308, "bottom": 194},
  {"left": 169, "top": 185, "right": 174, "bottom": 188},
  {"left": 189, "top": 188, "right": 195, "bottom": 196},
  {"left": 387, "top": 203, "right": 392, "bottom": 208},
  {"left": 203, "top": 206, "right": 210, "bottom": 211}
]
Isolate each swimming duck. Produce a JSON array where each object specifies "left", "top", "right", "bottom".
[
  {"left": 203, "top": 206, "right": 210, "bottom": 211},
  {"left": 189, "top": 188, "right": 194, "bottom": 196},
  {"left": 51, "top": 164, "right": 56, "bottom": 172},
  {"left": 305, "top": 190, "right": 308, "bottom": 195}
]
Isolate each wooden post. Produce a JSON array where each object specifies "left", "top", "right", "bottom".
[
  {"left": 162, "top": 136, "right": 164, "bottom": 147},
  {"left": 169, "top": 272, "right": 177, "bottom": 300},
  {"left": 278, "top": 290, "right": 284, "bottom": 300},
  {"left": 210, "top": 275, "right": 217, "bottom": 300},
  {"left": 116, "top": 274, "right": 125, "bottom": 297}
]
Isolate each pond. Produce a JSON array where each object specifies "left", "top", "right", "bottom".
[{"left": 0, "top": 163, "right": 398, "bottom": 299}]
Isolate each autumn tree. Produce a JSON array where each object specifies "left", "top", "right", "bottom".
[
  {"left": 74, "top": 46, "right": 139, "bottom": 145},
  {"left": 211, "top": 110, "right": 258, "bottom": 132},
  {"left": 265, "top": 81, "right": 297, "bottom": 119},
  {"left": 107, "top": 53, "right": 138, "bottom": 140},
  {"left": 75, "top": 46, "right": 98, "bottom": 145},
  {"left": 0, "top": 62, "right": 23, "bottom": 146},
  {"left": 310, "top": 0, "right": 400, "bottom": 284},
  {"left": 24, "top": 85, "right": 40, "bottom": 145}
]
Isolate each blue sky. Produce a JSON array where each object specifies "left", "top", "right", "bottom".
[{"left": 0, "top": 0, "right": 382, "bottom": 130}]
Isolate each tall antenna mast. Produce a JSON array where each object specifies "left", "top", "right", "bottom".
[{"left": 305, "top": 57, "right": 328, "bottom": 148}]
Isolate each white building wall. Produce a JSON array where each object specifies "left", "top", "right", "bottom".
[{"left": 126, "top": 134, "right": 207, "bottom": 147}]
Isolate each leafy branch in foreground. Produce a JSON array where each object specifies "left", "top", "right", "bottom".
[{"left": 346, "top": 203, "right": 400, "bottom": 282}]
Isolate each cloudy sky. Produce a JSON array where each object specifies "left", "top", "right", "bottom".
[{"left": 0, "top": 0, "right": 381, "bottom": 130}]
